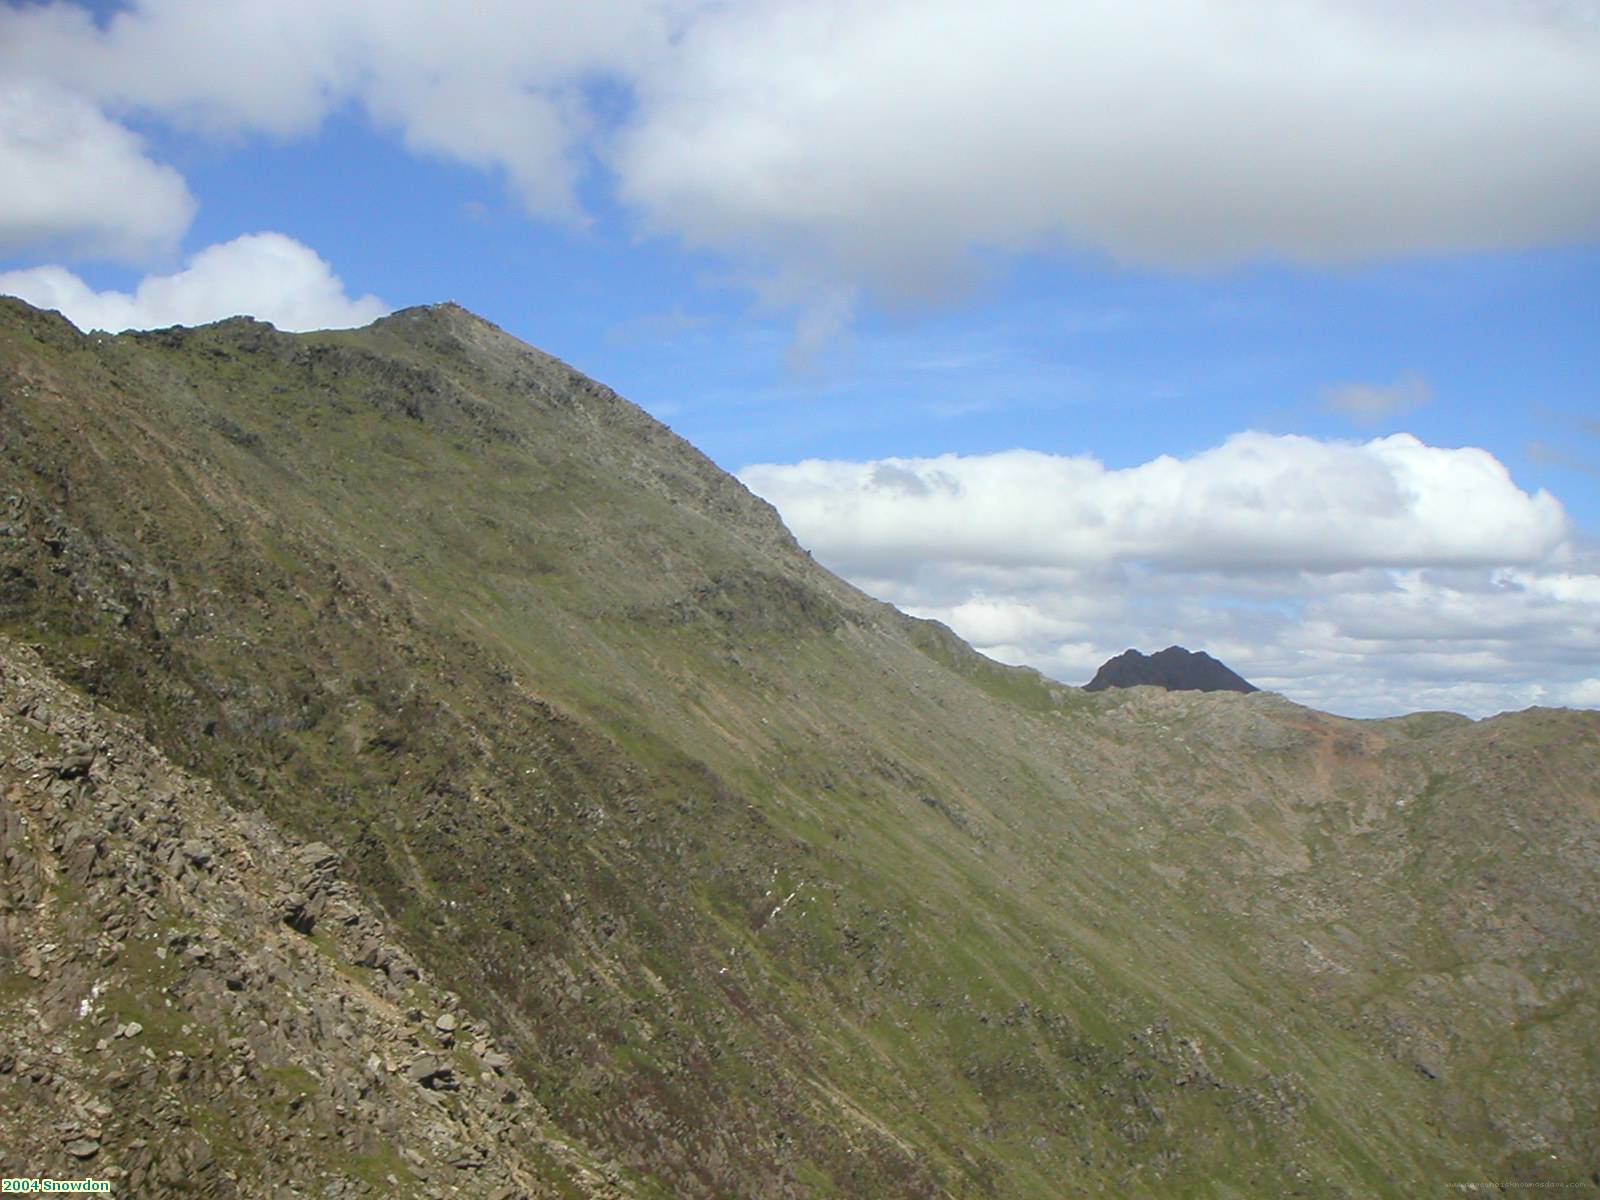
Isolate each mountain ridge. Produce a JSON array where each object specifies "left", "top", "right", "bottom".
[{"left": 3, "top": 295, "right": 1597, "bottom": 1197}]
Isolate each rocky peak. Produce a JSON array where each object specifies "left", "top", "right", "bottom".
[{"left": 1084, "top": 645, "right": 1258, "bottom": 693}]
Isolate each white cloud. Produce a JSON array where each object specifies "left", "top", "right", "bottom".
[
  {"left": 614, "top": 0, "right": 1600, "bottom": 299},
  {"left": 0, "top": 233, "right": 389, "bottom": 332},
  {"left": 0, "top": 79, "right": 195, "bottom": 261},
  {"left": 4, "top": 1, "right": 1598, "bottom": 296},
  {"left": 740, "top": 435, "right": 1599, "bottom": 717},
  {"left": 741, "top": 433, "right": 1569, "bottom": 575},
  {"left": 0, "top": 0, "right": 694, "bottom": 222},
  {"left": 1323, "top": 371, "right": 1433, "bottom": 423}
]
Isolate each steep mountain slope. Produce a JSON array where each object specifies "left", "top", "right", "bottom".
[
  {"left": 1, "top": 636, "right": 631, "bottom": 1197},
  {"left": 2, "top": 296, "right": 1597, "bottom": 1197},
  {"left": 1086, "top": 646, "right": 1258, "bottom": 693}
]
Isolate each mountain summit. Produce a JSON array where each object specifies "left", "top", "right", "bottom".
[
  {"left": 1085, "top": 645, "right": 1259, "bottom": 693},
  {"left": 3, "top": 297, "right": 1597, "bottom": 1197}
]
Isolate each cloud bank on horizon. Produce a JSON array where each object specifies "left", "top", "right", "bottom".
[
  {"left": 743, "top": 437, "right": 1600, "bottom": 717},
  {"left": 1, "top": 0, "right": 1596, "bottom": 717}
]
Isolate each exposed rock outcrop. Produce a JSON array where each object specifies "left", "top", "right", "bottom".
[{"left": 0, "top": 637, "right": 629, "bottom": 1198}]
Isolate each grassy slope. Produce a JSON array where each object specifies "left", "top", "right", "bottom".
[{"left": 2, "top": 297, "right": 1596, "bottom": 1197}]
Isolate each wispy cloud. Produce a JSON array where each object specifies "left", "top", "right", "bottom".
[
  {"left": 1322, "top": 370, "right": 1432, "bottom": 423},
  {"left": 1528, "top": 437, "right": 1600, "bottom": 478},
  {"left": 604, "top": 304, "right": 717, "bottom": 346}
]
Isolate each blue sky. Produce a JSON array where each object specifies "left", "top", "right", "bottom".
[{"left": 3, "top": 0, "right": 1597, "bottom": 716}]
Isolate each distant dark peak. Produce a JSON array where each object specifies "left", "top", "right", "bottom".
[{"left": 1084, "top": 645, "right": 1258, "bottom": 694}]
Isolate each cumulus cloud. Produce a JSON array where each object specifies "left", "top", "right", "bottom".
[
  {"left": 741, "top": 435, "right": 1597, "bottom": 717},
  {"left": 741, "top": 433, "right": 1569, "bottom": 575},
  {"left": 614, "top": 0, "right": 1600, "bottom": 300},
  {"left": 4, "top": 1, "right": 1598, "bottom": 296},
  {"left": 1323, "top": 371, "right": 1433, "bottom": 423},
  {"left": 0, "top": 79, "right": 195, "bottom": 261},
  {"left": 0, "top": 233, "right": 390, "bottom": 332},
  {"left": 0, "top": 0, "right": 694, "bottom": 222}
]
